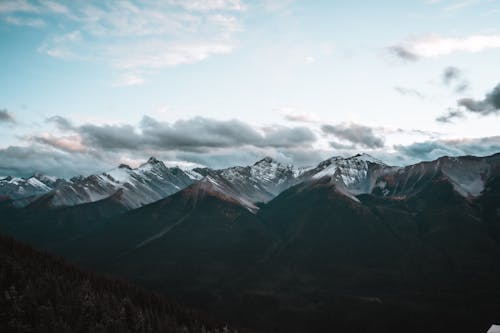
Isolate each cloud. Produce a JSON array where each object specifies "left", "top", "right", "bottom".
[
  {"left": 435, "top": 109, "right": 465, "bottom": 123},
  {"left": 278, "top": 107, "right": 320, "bottom": 123},
  {"left": 32, "top": 134, "right": 87, "bottom": 153},
  {"left": 321, "top": 123, "right": 385, "bottom": 149},
  {"left": 390, "top": 34, "right": 500, "bottom": 60},
  {"left": 0, "top": 114, "right": 320, "bottom": 176},
  {"left": 42, "top": 115, "right": 317, "bottom": 153},
  {"left": 46, "top": 115, "right": 74, "bottom": 131},
  {"left": 394, "top": 86, "right": 425, "bottom": 99},
  {"left": 113, "top": 73, "right": 146, "bottom": 87},
  {"left": 457, "top": 83, "right": 500, "bottom": 115},
  {"left": 445, "top": 0, "right": 480, "bottom": 12},
  {"left": 0, "top": 109, "right": 15, "bottom": 123},
  {"left": 3, "top": 15, "right": 45, "bottom": 27},
  {"left": 442, "top": 66, "right": 469, "bottom": 93},
  {"left": 168, "top": 0, "right": 245, "bottom": 11},
  {"left": 0, "top": 0, "right": 38, "bottom": 13},
  {"left": 0, "top": 145, "right": 109, "bottom": 178},
  {"left": 436, "top": 82, "right": 500, "bottom": 122},
  {"left": 112, "top": 41, "right": 236, "bottom": 69},
  {"left": 38, "top": 30, "right": 83, "bottom": 59},
  {"left": 304, "top": 56, "right": 315, "bottom": 64},
  {"left": 79, "top": 123, "right": 142, "bottom": 150},
  {"left": 394, "top": 136, "right": 500, "bottom": 162},
  {"left": 6, "top": 1, "right": 244, "bottom": 84},
  {"left": 137, "top": 116, "right": 316, "bottom": 151}
]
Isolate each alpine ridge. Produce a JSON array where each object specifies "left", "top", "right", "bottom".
[{"left": 1, "top": 152, "right": 500, "bottom": 332}]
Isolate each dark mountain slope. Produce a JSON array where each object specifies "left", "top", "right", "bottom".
[
  {"left": 0, "top": 190, "right": 127, "bottom": 249},
  {"left": 0, "top": 235, "right": 237, "bottom": 333},
  {"left": 251, "top": 174, "right": 500, "bottom": 332},
  {"left": 62, "top": 177, "right": 275, "bottom": 305},
  {"left": 1, "top": 153, "right": 500, "bottom": 332}
]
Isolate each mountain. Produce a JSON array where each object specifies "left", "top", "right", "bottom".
[
  {"left": 0, "top": 173, "right": 67, "bottom": 202},
  {"left": 20, "top": 157, "right": 197, "bottom": 209},
  {"left": 372, "top": 154, "right": 500, "bottom": 199},
  {"left": 298, "top": 153, "right": 394, "bottom": 194},
  {"left": 0, "top": 189, "right": 129, "bottom": 249},
  {"left": 0, "top": 235, "right": 237, "bottom": 333},
  {"left": 58, "top": 175, "right": 274, "bottom": 302},
  {"left": 0, "top": 153, "right": 391, "bottom": 210},
  {"left": 193, "top": 157, "right": 299, "bottom": 203},
  {"left": 2, "top": 152, "right": 500, "bottom": 332}
]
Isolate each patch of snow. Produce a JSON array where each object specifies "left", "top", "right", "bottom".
[{"left": 487, "top": 325, "right": 500, "bottom": 333}]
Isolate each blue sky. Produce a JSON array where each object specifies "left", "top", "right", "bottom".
[{"left": 0, "top": 0, "right": 500, "bottom": 177}]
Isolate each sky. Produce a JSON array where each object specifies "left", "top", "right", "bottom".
[{"left": 0, "top": 0, "right": 499, "bottom": 177}]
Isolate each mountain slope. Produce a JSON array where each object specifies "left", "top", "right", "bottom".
[
  {"left": 2, "top": 153, "right": 500, "bottom": 332},
  {"left": 0, "top": 173, "right": 67, "bottom": 202},
  {"left": 193, "top": 157, "right": 298, "bottom": 203},
  {"left": 0, "top": 235, "right": 237, "bottom": 333},
  {"left": 32, "top": 157, "right": 196, "bottom": 209}
]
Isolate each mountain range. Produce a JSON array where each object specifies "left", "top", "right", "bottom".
[{"left": 1, "top": 152, "right": 500, "bottom": 332}]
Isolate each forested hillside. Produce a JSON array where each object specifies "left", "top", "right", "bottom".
[{"left": 0, "top": 235, "right": 236, "bottom": 333}]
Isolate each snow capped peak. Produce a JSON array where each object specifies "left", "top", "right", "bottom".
[
  {"left": 118, "top": 163, "right": 132, "bottom": 170},
  {"left": 255, "top": 156, "right": 276, "bottom": 165},
  {"left": 349, "top": 153, "right": 384, "bottom": 165},
  {"left": 139, "top": 157, "right": 167, "bottom": 171},
  {"left": 146, "top": 156, "right": 162, "bottom": 165}
]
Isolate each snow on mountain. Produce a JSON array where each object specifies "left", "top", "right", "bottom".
[
  {"left": 193, "top": 174, "right": 259, "bottom": 213},
  {"left": 35, "top": 157, "right": 196, "bottom": 209},
  {"left": 0, "top": 174, "right": 67, "bottom": 200},
  {"left": 196, "top": 156, "right": 300, "bottom": 203},
  {"left": 300, "top": 153, "right": 392, "bottom": 195},
  {"left": 2, "top": 152, "right": 498, "bottom": 211}
]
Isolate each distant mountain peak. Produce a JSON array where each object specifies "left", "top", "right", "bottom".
[
  {"left": 255, "top": 156, "right": 276, "bottom": 165},
  {"left": 147, "top": 156, "right": 162, "bottom": 164},
  {"left": 118, "top": 163, "right": 132, "bottom": 170},
  {"left": 350, "top": 153, "right": 384, "bottom": 164}
]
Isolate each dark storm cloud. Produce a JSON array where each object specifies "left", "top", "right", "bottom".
[
  {"left": 79, "top": 124, "right": 141, "bottom": 150},
  {"left": 394, "top": 136, "right": 500, "bottom": 162},
  {"left": 1, "top": 115, "right": 318, "bottom": 176},
  {"left": 76, "top": 116, "right": 317, "bottom": 152},
  {"left": 321, "top": 123, "right": 385, "bottom": 149},
  {"left": 0, "top": 109, "right": 15, "bottom": 123}
]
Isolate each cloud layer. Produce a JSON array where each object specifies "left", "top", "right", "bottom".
[
  {"left": 321, "top": 123, "right": 385, "bottom": 149},
  {"left": 390, "top": 34, "right": 500, "bottom": 60},
  {"left": 0, "top": 0, "right": 245, "bottom": 86}
]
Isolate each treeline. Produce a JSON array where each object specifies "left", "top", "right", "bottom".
[{"left": 0, "top": 235, "right": 236, "bottom": 333}]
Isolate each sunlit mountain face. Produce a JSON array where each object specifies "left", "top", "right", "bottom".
[{"left": 1, "top": 0, "right": 500, "bottom": 332}]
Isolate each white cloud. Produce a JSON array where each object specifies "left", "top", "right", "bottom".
[
  {"left": 38, "top": 30, "right": 82, "bottom": 59},
  {"left": 391, "top": 33, "right": 500, "bottom": 60},
  {"left": 445, "top": 0, "right": 481, "bottom": 12},
  {"left": 278, "top": 107, "right": 320, "bottom": 123},
  {"left": 0, "top": 0, "right": 38, "bottom": 13},
  {"left": 112, "top": 40, "right": 235, "bottom": 69},
  {"left": 38, "top": 0, "right": 71, "bottom": 15},
  {"left": 304, "top": 56, "right": 315, "bottom": 64},
  {"left": 168, "top": 0, "right": 246, "bottom": 11},
  {"left": 22, "top": 1, "right": 244, "bottom": 83},
  {"left": 113, "top": 73, "right": 146, "bottom": 87},
  {"left": 3, "top": 15, "right": 45, "bottom": 27}
]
